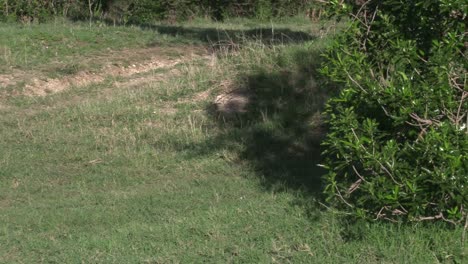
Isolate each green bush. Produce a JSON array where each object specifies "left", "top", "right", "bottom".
[
  {"left": 0, "top": 0, "right": 53, "bottom": 22},
  {"left": 0, "top": 0, "right": 324, "bottom": 23},
  {"left": 254, "top": 0, "right": 273, "bottom": 20},
  {"left": 0, "top": 0, "right": 91, "bottom": 22},
  {"left": 321, "top": 0, "right": 467, "bottom": 224}
]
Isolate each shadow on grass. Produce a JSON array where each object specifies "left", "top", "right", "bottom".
[
  {"left": 194, "top": 48, "right": 336, "bottom": 199},
  {"left": 145, "top": 24, "right": 315, "bottom": 48},
  {"left": 124, "top": 21, "right": 329, "bottom": 197},
  {"left": 87, "top": 18, "right": 315, "bottom": 49},
  {"left": 73, "top": 17, "right": 327, "bottom": 198}
]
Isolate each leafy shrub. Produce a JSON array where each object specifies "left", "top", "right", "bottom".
[
  {"left": 321, "top": 0, "right": 467, "bottom": 224},
  {"left": 0, "top": 0, "right": 95, "bottom": 23},
  {"left": 254, "top": 0, "right": 273, "bottom": 20},
  {"left": 0, "top": 0, "right": 55, "bottom": 22},
  {"left": 0, "top": 0, "right": 325, "bottom": 23}
]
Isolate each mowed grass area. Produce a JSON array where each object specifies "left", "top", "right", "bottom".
[{"left": 0, "top": 19, "right": 465, "bottom": 263}]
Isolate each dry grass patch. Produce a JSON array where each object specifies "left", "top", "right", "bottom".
[{"left": 1, "top": 46, "right": 210, "bottom": 97}]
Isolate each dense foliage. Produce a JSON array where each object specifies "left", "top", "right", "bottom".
[
  {"left": 0, "top": 0, "right": 325, "bottom": 23},
  {"left": 321, "top": 0, "right": 467, "bottom": 224}
]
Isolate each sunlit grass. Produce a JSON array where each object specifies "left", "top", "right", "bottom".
[{"left": 0, "top": 19, "right": 465, "bottom": 263}]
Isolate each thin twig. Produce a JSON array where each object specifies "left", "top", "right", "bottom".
[
  {"left": 350, "top": 128, "right": 401, "bottom": 186},
  {"left": 414, "top": 213, "right": 457, "bottom": 225},
  {"left": 378, "top": 161, "right": 401, "bottom": 185},
  {"left": 344, "top": 69, "right": 368, "bottom": 94},
  {"left": 455, "top": 91, "right": 467, "bottom": 127},
  {"left": 352, "top": 165, "right": 367, "bottom": 182},
  {"left": 348, "top": 179, "right": 362, "bottom": 194},
  {"left": 374, "top": 207, "right": 386, "bottom": 220},
  {"left": 335, "top": 185, "right": 354, "bottom": 208},
  {"left": 462, "top": 212, "right": 468, "bottom": 246},
  {"left": 362, "top": 6, "right": 379, "bottom": 50}
]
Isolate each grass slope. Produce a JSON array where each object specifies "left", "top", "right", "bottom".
[{"left": 0, "top": 19, "right": 465, "bottom": 263}]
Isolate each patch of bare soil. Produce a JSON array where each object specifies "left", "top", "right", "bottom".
[
  {"left": 214, "top": 89, "right": 252, "bottom": 115},
  {"left": 24, "top": 72, "right": 105, "bottom": 96},
  {"left": 113, "top": 62, "right": 182, "bottom": 89},
  {"left": 0, "top": 102, "right": 8, "bottom": 111},
  {"left": 0, "top": 75, "right": 15, "bottom": 87},
  {"left": 0, "top": 46, "right": 210, "bottom": 97}
]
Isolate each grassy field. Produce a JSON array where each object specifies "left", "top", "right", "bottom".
[{"left": 0, "top": 18, "right": 465, "bottom": 263}]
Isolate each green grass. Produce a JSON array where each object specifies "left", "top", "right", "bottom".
[
  {"left": 0, "top": 19, "right": 208, "bottom": 77},
  {"left": 0, "top": 19, "right": 465, "bottom": 263},
  {"left": 0, "top": 16, "right": 332, "bottom": 74},
  {"left": 0, "top": 21, "right": 143, "bottom": 72}
]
